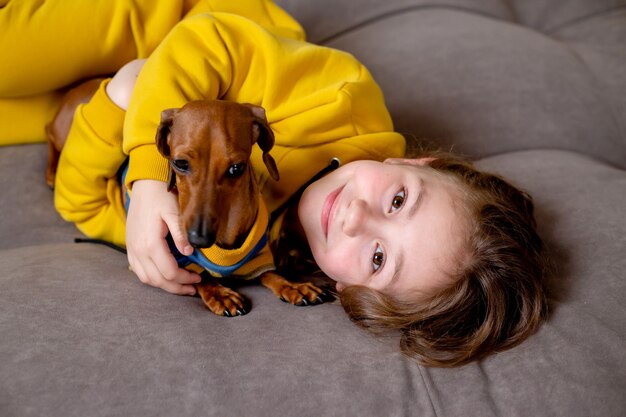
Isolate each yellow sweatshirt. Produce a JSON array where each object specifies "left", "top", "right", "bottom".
[{"left": 50, "top": 2, "right": 405, "bottom": 273}]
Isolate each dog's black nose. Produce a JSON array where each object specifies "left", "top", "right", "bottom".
[
  {"left": 188, "top": 218, "right": 216, "bottom": 248},
  {"left": 188, "top": 230, "right": 216, "bottom": 248}
]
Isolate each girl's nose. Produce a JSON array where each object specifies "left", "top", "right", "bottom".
[{"left": 342, "top": 198, "right": 370, "bottom": 237}]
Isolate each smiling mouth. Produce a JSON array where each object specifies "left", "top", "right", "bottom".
[{"left": 322, "top": 185, "right": 343, "bottom": 239}]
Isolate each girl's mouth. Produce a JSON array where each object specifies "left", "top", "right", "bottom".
[{"left": 322, "top": 185, "right": 344, "bottom": 239}]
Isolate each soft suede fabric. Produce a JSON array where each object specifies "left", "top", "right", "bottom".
[{"left": 1, "top": 0, "right": 625, "bottom": 416}]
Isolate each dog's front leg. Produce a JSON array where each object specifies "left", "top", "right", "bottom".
[
  {"left": 196, "top": 274, "right": 248, "bottom": 317},
  {"left": 260, "top": 271, "right": 331, "bottom": 306}
]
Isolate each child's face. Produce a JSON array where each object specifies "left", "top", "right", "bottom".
[{"left": 298, "top": 159, "right": 469, "bottom": 297}]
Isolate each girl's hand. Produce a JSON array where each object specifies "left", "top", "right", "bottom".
[{"left": 125, "top": 179, "right": 201, "bottom": 295}]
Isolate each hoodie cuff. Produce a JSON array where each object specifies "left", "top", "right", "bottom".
[
  {"left": 125, "top": 144, "right": 170, "bottom": 188},
  {"left": 81, "top": 79, "right": 126, "bottom": 147}
]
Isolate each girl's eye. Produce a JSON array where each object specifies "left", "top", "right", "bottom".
[
  {"left": 390, "top": 189, "right": 406, "bottom": 212},
  {"left": 372, "top": 244, "right": 385, "bottom": 272}
]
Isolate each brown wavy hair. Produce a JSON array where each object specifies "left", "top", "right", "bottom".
[{"left": 339, "top": 148, "right": 548, "bottom": 367}]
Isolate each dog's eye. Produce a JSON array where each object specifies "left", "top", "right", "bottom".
[
  {"left": 171, "top": 159, "right": 190, "bottom": 173},
  {"left": 227, "top": 163, "right": 246, "bottom": 178}
]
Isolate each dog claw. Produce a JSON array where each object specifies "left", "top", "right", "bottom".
[{"left": 221, "top": 307, "right": 248, "bottom": 317}]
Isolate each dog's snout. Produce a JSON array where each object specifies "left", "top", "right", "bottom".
[{"left": 187, "top": 217, "right": 216, "bottom": 248}]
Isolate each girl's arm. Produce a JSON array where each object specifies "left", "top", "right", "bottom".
[
  {"left": 107, "top": 60, "right": 200, "bottom": 295},
  {"left": 110, "top": 61, "right": 201, "bottom": 296}
]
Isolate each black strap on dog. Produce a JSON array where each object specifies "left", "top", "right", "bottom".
[{"left": 74, "top": 237, "right": 127, "bottom": 254}]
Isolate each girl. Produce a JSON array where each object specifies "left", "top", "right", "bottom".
[{"left": 1, "top": 0, "right": 547, "bottom": 367}]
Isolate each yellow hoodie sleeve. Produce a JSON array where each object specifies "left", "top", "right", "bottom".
[
  {"left": 123, "top": 12, "right": 404, "bottom": 206},
  {"left": 54, "top": 80, "right": 128, "bottom": 247}
]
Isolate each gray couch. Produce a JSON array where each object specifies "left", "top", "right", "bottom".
[{"left": 1, "top": 0, "right": 625, "bottom": 416}]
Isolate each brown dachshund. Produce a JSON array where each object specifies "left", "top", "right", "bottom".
[
  {"left": 46, "top": 81, "right": 329, "bottom": 317},
  {"left": 155, "top": 100, "right": 329, "bottom": 316}
]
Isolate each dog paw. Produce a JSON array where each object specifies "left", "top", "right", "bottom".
[
  {"left": 276, "top": 282, "right": 333, "bottom": 306},
  {"left": 198, "top": 284, "right": 249, "bottom": 317},
  {"left": 260, "top": 272, "right": 334, "bottom": 307}
]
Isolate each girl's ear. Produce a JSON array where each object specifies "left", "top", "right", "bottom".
[{"left": 384, "top": 157, "right": 437, "bottom": 166}]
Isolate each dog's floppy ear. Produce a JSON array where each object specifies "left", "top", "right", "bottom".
[
  {"left": 155, "top": 108, "right": 178, "bottom": 158},
  {"left": 246, "top": 104, "right": 279, "bottom": 181},
  {"left": 155, "top": 108, "right": 179, "bottom": 191}
]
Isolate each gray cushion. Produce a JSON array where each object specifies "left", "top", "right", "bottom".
[{"left": 2, "top": 0, "right": 625, "bottom": 416}]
